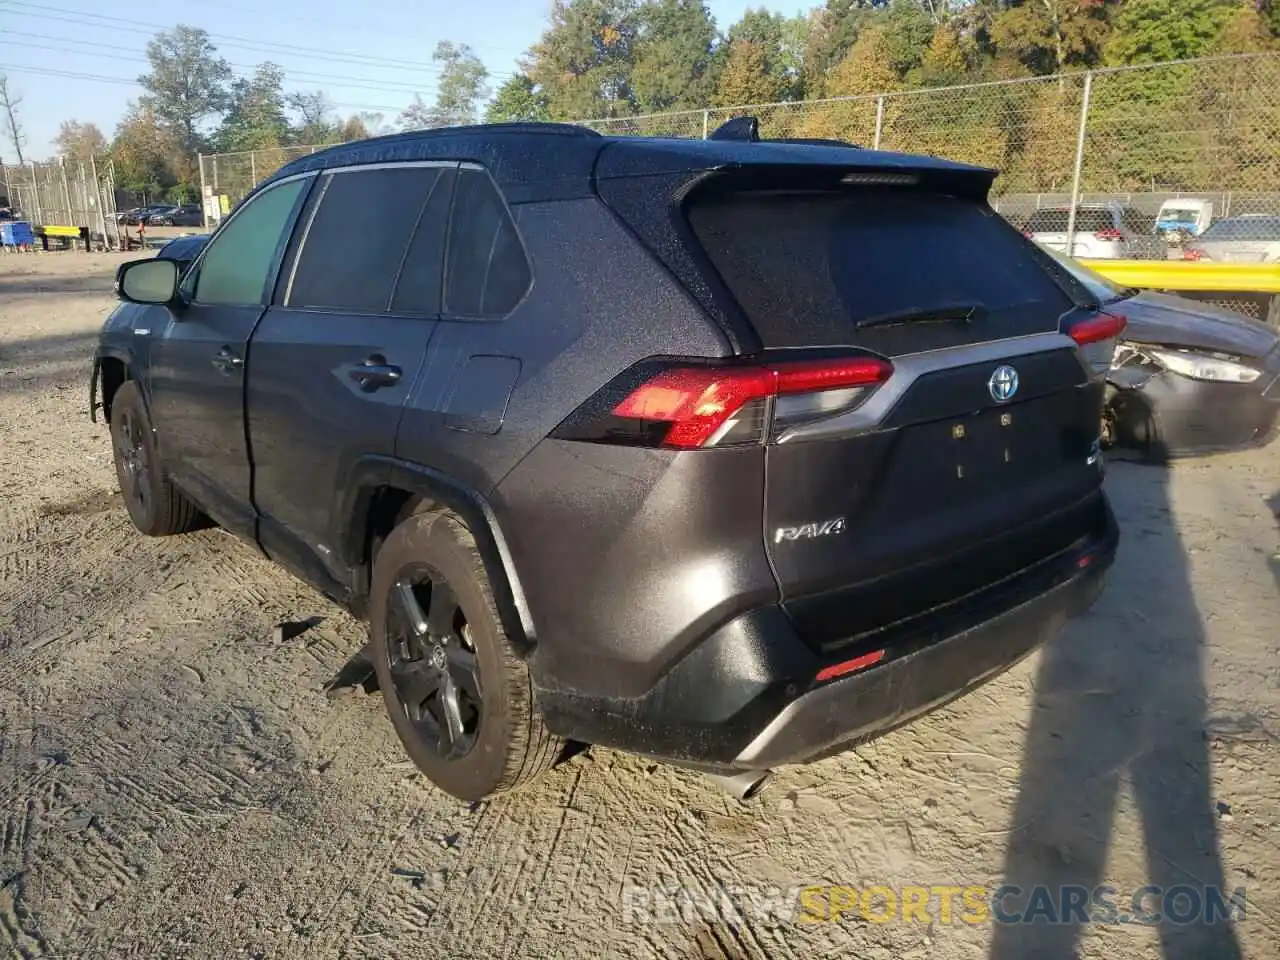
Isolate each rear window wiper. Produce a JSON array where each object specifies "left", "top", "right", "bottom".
[{"left": 855, "top": 302, "right": 988, "bottom": 331}]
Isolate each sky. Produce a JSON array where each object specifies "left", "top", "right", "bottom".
[{"left": 0, "top": 0, "right": 806, "bottom": 160}]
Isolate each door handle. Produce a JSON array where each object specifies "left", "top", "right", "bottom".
[
  {"left": 347, "top": 355, "right": 402, "bottom": 390},
  {"left": 212, "top": 347, "right": 243, "bottom": 374}
]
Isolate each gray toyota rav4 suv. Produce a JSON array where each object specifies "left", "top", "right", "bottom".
[{"left": 92, "top": 121, "right": 1121, "bottom": 801}]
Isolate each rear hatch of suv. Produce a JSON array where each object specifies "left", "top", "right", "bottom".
[{"left": 595, "top": 143, "right": 1119, "bottom": 655}]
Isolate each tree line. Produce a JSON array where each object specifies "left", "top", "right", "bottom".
[{"left": 12, "top": 0, "right": 1280, "bottom": 202}]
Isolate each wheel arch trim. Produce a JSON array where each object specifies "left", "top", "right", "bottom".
[{"left": 337, "top": 456, "right": 537, "bottom": 655}]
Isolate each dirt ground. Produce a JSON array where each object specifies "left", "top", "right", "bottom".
[{"left": 1, "top": 251, "right": 1277, "bottom": 960}]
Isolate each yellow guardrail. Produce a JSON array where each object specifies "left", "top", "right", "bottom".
[{"left": 1079, "top": 259, "right": 1280, "bottom": 294}]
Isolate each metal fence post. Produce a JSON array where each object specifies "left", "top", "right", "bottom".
[
  {"left": 89, "top": 154, "right": 106, "bottom": 248},
  {"left": 874, "top": 96, "right": 885, "bottom": 149},
  {"left": 701, "top": 109, "right": 709, "bottom": 140},
  {"left": 29, "top": 160, "right": 42, "bottom": 226},
  {"left": 250, "top": 150, "right": 257, "bottom": 186},
  {"left": 198, "top": 152, "right": 209, "bottom": 232},
  {"left": 1064, "top": 71, "right": 1093, "bottom": 257},
  {"left": 59, "top": 157, "right": 73, "bottom": 227}
]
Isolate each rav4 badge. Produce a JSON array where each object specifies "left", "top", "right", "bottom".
[{"left": 774, "top": 517, "right": 847, "bottom": 544}]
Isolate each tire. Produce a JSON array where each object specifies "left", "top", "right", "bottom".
[
  {"left": 369, "top": 510, "right": 563, "bottom": 800},
  {"left": 109, "top": 380, "right": 204, "bottom": 536}
]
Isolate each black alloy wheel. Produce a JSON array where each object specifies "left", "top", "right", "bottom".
[
  {"left": 384, "top": 568, "right": 483, "bottom": 760},
  {"left": 114, "top": 406, "right": 152, "bottom": 516}
]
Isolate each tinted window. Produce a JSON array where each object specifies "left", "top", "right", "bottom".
[
  {"left": 444, "top": 167, "right": 531, "bottom": 317},
  {"left": 391, "top": 168, "right": 455, "bottom": 315},
  {"left": 289, "top": 166, "right": 446, "bottom": 312},
  {"left": 689, "top": 189, "right": 1074, "bottom": 347},
  {"left": 1201, "top": 216, "right": 1280, "bottom": 241},
  {"left": 195, "top": 178, "right": 308, "bottom": 305}
]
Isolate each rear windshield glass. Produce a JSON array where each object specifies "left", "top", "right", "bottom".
[
  {"left": 689, "top": 189, "right": 1075, "bottom": 345},
  {"left": 1024, "top": 209, "right": 1115, "bottom": 233},
  {"left": 1200, "top": 217, "right": 1280, "bottom": 241}
]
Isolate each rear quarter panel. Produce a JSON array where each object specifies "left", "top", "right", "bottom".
[{"left": 395, "top": 196, "right": 731, "bottom": 496}]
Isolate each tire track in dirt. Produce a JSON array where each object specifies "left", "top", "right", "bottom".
[{"left": 0, "top": 874, "right": 49, "bottom": 960}]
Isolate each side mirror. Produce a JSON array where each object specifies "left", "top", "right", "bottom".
[{"left": 117, "top": 257, "right": 180, "bottom": 305}]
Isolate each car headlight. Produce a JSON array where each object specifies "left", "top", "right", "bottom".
[{"left": 1145, "top": 347, "right": 1261, "bottom": 383}]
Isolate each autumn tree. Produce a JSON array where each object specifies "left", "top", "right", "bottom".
[
  {"left": 630, "top": 0, "right": 717, "bottom": 111},
  {"left": 725, "top": 8, "right": 806, "bottom": 100},
  {"left": 802, "top": 0, "right": 879, "bottom": 94},
  {"left": 526, "top": 0, "right": 640, "bottom": 119},
  {"left": 1213, "top": 2, "right": 1279, "bottom": 52},
  {"left": 802, "top": 25, "right": 897, "bottom": 143},
  {"left": 713, "top": 40, "right": 784, "bottom": 106},
  {"left": 55, "top": 121, "right": 108, "bottom": 165},
  {"left": 138, "top": 26, "right": 232, "bottom": 154},
  {"left": 397, "top": 95, "right": 434, "bottom": 131},
  {"left": 988, "top": 0, "right": 1115, "bottom": 76},
  {"left": 338, "top": 112, "right": 392, "bottom": 141},
  {"left": 914, "top": 24, "right": 967, "bottom": 85},
  {"left": 486, "top": 74, "right": 551, "bottom": 122},
  {"left": 426, "top": 42, "right": 490, "bottom": 127},
  {"left": 288, "top": 91, "right": 337, "bottom": 145},
  {"left": 1105, "top": 0, "right": 1235, "bottom": 64},
  {"left": 880, "top": 0, "right": 937, "bottom": 75},
  {"left": 828, "top": 23, "right": 899, "bottom": 96},
  {"left": 110, "top": 101, "right": 186, "bottom": 198},
  {"left": 217, "top": 63, "right": 290, "bottom": 151}
]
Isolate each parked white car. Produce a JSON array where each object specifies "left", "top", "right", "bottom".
[
  {"left": 1023, "top": 203, "right": 1165, "bottom": 260},
  {"left": 1183, "top": 214, "right": 1280, "bottom": 263}
]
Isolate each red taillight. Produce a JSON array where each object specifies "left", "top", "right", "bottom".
[
  {"left": 1067, "top": 311, "right": 1127, "bottom": 346},
  {"left": 1182, "top": 247, "right": 1206, "bottom": 261},
  {"left": 1094, "top": 227, "right": 1123, "bottom": 241},
  {"left": 608, "top": 356, "right": 893, "bottom": 449}
]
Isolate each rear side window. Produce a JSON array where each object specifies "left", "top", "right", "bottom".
[
  {"left": 444, "top": 167, "right": 531, "bottom": 318},
  {"left": 689, "top": 189, "right": 1074, "bottom": 347},
  {"left": 391, "top": 167, "right": 455, "bottom": 315},
  {"left": 289, "top": 166, "right": 447, "bottom": 313}
]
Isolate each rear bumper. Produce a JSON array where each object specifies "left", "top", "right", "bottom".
[
  {"left": 731, "top": 546, "right": 1109, "bottom": 769},
  {"left": 538, "top": 494, "right": 1118, "bottom": 771}
]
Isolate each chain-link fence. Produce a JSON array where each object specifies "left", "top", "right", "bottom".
[
  {"left": 197, "top": 144, "right": 330, "bottom": 227},
  {"left": 198, "top": 52, "right": 1280, "bottom": 239},
  {"left": 1, "top": 157, "right": 120, "bottom": 247}
]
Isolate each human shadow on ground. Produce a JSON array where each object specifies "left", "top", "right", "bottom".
[{"left": 990, "top": 461, "right": 1242, "bottom": 959}]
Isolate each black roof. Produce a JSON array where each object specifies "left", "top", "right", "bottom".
[{"left": 266, "top": 121, "right": 995, "bottom": 205}]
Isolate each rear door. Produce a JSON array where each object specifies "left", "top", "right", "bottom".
[
  {"left": 685, "top": 182, "right": 1109, "bottom": 650},
  {"left": 246, "top": 162, "right": 456, "bottom": 590}
]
